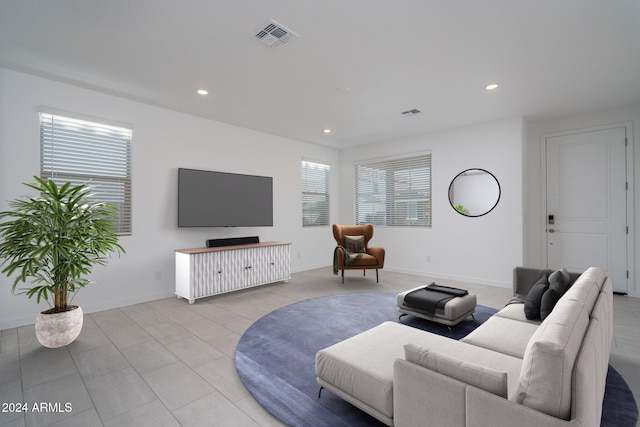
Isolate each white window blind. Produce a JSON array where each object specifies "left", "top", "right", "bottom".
[
  {"left": 40, "top": 112, "right": 132, "bottom": 235},
  {"left": 355, "top": 153, "right": 431, "bottom": 227},
  {"left": 302, "top": 160, "right": 330, "bottom": 226}
]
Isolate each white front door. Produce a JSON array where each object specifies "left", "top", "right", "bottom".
[{"left": 546, "top": 126, "right": 628, "bottom": 293}]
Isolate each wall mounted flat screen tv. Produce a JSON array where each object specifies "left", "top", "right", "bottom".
[{"left": 178, "top": 168, "right": 273, "bottom": 227}]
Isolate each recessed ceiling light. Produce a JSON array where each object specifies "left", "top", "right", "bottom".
[
  {"left": 196, "top": 89, "right": 209, "bottom": 95},
  {"left": 323, "top": 129, "right": 332, "bottom": 134},
  {"left": 485, "top": 83, "right": 499, "bottom": 91},
  {"left": 337, "top": 86, "right": 350, "bottom": 94}
]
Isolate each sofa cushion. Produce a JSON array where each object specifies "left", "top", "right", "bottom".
[
  {"left": 460, "top": 315, "right": 539, "bottom": 359},
  {"left": 516, "top": 298, "right": 590, "bottom": 420},
  {"left": 594, "top": 278, "right": 614, "bottom": 346},
  {"left": 523, "top": 276, "right": 549, "bottom": 320},
  {"left": 494, "top": 303, "right": 541, "bottom": 325},
  {"left": 316, "top": 323, "right": 401, "bottom": 419},
  {"left": 405, "top": 345, "right": 508, "bottom": 398},
  {"left": 351, "top": 253, "right": 379, "bottom": 266},
  {"left": 563, "top": 267, "right": 605, "bottom": 313}
]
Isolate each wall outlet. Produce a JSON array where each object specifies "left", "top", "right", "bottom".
[
  {"left": 154, "top": 271, "right": 162, "bottom": 280},
  {"left": 426, "top": 255, "right": 431, "bottom": 263}
]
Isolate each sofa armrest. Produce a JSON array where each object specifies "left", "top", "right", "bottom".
[
  {"left": 394, "top": 359, "right": 572, "bottom": 427},
  {"left": 466, "top": 386, "right": 573, "bottom": 427},
  {"left": 513, "top": 266, "right": 584, "bottom": 299},
  {"left": 394, "top": 358, "right": 467, "bottom": 427},
  {"left": 513, "top": 266, "right": 551, "bottom": 299}
]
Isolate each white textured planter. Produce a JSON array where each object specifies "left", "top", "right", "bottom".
[{"left": 35, "top": 306, "right": 83, "bottom": 348}]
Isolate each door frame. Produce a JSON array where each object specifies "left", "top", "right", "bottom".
[{"left": 540, "top": 122, "right": 634, "bottom": 294}]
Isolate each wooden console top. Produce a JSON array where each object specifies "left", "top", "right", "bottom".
[{"left": 175, "top": 241, "right": 291, "bottom": 254}]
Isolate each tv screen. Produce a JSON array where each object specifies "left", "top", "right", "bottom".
[{"left": 178, "top": 168, "right": 273, "bottom": 227}]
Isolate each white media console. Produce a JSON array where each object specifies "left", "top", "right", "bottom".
[{"left": 175, "top": 241, "right": 291, "bottom": 303}]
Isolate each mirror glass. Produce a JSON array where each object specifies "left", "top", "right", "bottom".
[{"left": 448, "top": 168, "right": 500, "bottom": 217}]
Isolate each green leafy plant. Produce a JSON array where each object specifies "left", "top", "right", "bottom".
[
  {"left": 454, "top": 204, "right": 469, "bottom": 215},
  {"left": 0, "top": 177, "right": 124, "bottom": 313}
]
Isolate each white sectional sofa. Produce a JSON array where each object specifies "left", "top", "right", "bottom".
[{"left": 316, "top": 267, "right": 613, "bottom": 427}]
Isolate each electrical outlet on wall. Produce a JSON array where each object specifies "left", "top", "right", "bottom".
[
  {"left": 426, "top": 255, "right": 431, "bottom": 263},
  {"left": 154, "top": 271, "right": 162, "bottom": 280}
]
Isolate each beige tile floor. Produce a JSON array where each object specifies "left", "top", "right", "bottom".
[{"left": 0, "top": 268, "right": 638, "bottom": 426}]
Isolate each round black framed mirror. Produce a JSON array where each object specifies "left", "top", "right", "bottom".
[{"left": 448, "top": 168, "right": 501, "bottom": 217}]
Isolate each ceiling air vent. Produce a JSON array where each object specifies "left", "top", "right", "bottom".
[
  {"left": 254, "top": 20, "right": 298, "bottom": 48},
  {"left": 401, "top": 109, "right": 422, "bottom": 116}
]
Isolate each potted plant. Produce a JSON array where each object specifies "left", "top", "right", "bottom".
[{"left": 0, "top": 177, "right": 124, "bottom": 348}]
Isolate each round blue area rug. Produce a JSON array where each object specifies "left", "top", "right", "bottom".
[{"left": 235, "top": 292, "right": 638, "bottom": 427}]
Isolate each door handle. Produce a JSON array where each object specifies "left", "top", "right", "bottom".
[{"left": 548, "top": 228, "right": 555, "bottom": 233}]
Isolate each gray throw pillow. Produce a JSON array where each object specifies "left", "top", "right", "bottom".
[
  {"left": 540, "top": 288, "right": 562, "bottom": 320},
  {"left": 524, "top": 275, "right": 549, "bottom": 320},
  {"left": 345, "top": 235, "right": 366, "bottom": 253},
  {"left": 548, "top": 267, "right": 571, "bottom": 295},
  {"left": 538, "top": 268, "right": 571, "bottom": 320}
]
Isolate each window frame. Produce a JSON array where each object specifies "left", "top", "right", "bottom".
[
  {"left": 39, "top": 111, "right": 133, "bottom": 235},
  {"left": 354, "top": 152, "right": 432, "bottom": 228},
  {"left": 301, "top": 159, "right": 330, "bottom": 227}
]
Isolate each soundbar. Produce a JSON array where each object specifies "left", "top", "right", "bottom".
[{"left": 206, "top": 236, "right": 260, "bottom": 248}]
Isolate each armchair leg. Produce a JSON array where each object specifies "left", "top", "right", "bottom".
[{"left": 340, "top": 269, "right": 379, "bottom": 283}]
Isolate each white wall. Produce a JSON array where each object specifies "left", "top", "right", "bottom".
[
  {"left": 0, "top": 68, "right": 340, "bottom": 329},
  {"left": 524, "top": 104, "right": 640, "bottom": 297},
  {"left": 339, "top": 117, "right": 525, "bottom": 287}
]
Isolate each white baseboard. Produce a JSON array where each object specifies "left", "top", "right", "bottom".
[
  {"left": 383, "top": 266, "right": 511, "bottom": 289},
  {"left": 79, "top": 290, "right": 177, "bottom": 315},
  {"left": 0, "top": 314, "right": 39, "bottom": 331},
  {"left": 0, "top": 290, "right": 176, "bottom": 330},
  {"left": 304, "top": 263, "right": 512, "bottom": 289},
  {"left": 291, "top": 262, "right": 331, "bottom": 274}
]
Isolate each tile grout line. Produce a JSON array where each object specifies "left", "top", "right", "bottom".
[{"left": 96, "top": 306, "right": 184, "bottom": 426}]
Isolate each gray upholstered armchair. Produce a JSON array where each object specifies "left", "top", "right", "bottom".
[{"left": 332, "top": 223, "right": 385, "bottom": 283}]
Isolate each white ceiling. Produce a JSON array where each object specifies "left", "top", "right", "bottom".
[{"left": 1, "top": 0, "right": 639, "bottom": 149}]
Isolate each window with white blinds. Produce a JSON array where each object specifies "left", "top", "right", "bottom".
[
  {"left": 355, "top": 153, "right": 432, "bottom": 227},
  {"left": 302, "top": 160, "right": 330, "bottom": 226},
  {"left": 40, "top": 112, "right": 132, "bottom": 235}
]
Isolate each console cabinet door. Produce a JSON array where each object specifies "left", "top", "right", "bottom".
[
  {"left": 219, "top": 249, "right": 242, "bottom": 293},
  {"left": 261, "top": 244, "right": 290, "bottom": 284},
  {"left": 192, "top": 251, "right": 223, "bottom": 297},
  {"left": 240, "top": 248, "right": 258, "bottom": 287}
]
